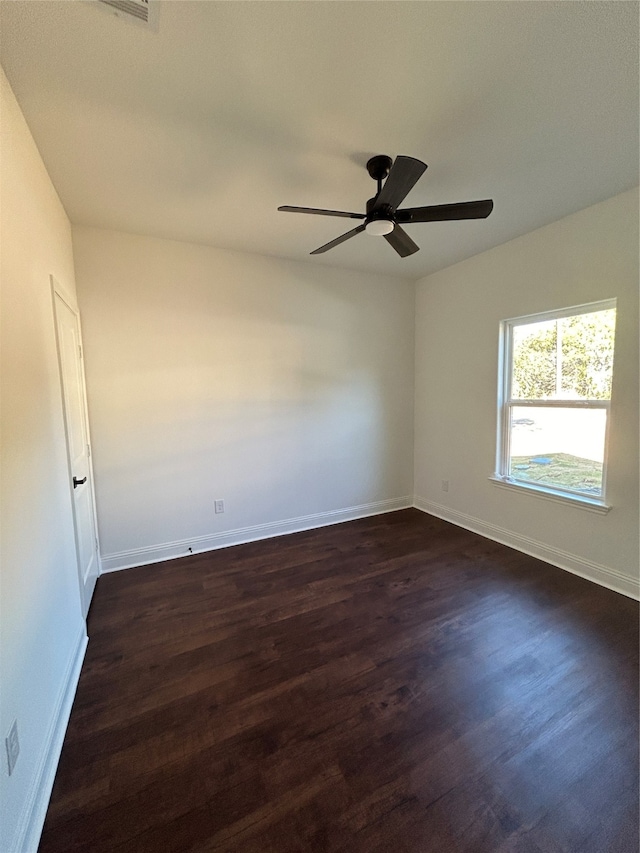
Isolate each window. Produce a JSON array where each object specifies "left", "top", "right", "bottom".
[{"left": 493, "top": 300, "right": 616, "bottom": 509}]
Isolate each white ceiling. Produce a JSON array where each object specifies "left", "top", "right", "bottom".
[{"left": 1, "top": 1, "right": 638, "bottom": 280}]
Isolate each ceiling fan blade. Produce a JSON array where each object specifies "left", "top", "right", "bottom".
[
  {"left": 278, "top": 205, "right": 365, "bottom": 219},
  {"left": 384, "top": 225, "right": 420, "bottom": 258},
  {"left": 310, "top": 224, "right": 366, "bottom": 255},
  {"left": 396, "top": 199, "right": 494, "bottom": 223},
  {"left": 373, "top": 156, "right": 428, "bottom": 211}
]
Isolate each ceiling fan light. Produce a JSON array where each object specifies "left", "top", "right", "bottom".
[{"left": 365, "top": 219, "right": 395, "bottom": 236}]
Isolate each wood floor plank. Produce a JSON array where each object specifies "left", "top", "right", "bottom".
[{"left": 39, "top": 510, "right": 638, "bottom": 852}]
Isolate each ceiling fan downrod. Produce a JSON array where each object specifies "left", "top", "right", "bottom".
[{"left": 366, "top": 154, "right": 393, "bottom": 197}]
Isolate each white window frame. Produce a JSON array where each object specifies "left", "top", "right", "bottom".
[{"left": 491, "top": 299, "right": 616, "bottom": 513}]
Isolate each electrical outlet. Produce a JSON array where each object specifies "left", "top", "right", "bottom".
[
  {"left": 441, "top": 480, "right": 449, "bottom": 493},
  {"left": 6, "top": 719, "right": 19, "bottom": 776},
  {"left": 214, "top": 499, "right": 225, "bottom": 514}
]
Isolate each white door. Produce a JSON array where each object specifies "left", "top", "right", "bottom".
[{"left": 53, "top": 280, "right": 99, "bottom": 618}]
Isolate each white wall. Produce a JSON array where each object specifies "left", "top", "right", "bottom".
[
  {"left": 0, "top": 68, "right": 87, "bottom": 852},
  {"left": 72, "top": 228, "right": 415, "bottom": 568},
  {"left": 414, "top": 189, "right": 639, "bottom": 597}
]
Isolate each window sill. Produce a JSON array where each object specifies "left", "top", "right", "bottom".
[{"left": 488, "top": 476, "right": 611, "bottom": 514}]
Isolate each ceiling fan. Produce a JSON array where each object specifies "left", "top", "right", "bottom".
[{"left": 278, "top": 155, "right": 493, "bottom": 257}]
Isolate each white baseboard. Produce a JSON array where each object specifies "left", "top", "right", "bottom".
[
  {"left": 12, "top": 627, "right": 88, "bottom": 853},
  {"left": 101, "top": 494, "right": 638, "bottom": 599},
  {"left": 413, "top": 496, "right": 639, "bottom": 600},
  {"left": 100, "top": 497, "right": 413, "bottom": 573}
]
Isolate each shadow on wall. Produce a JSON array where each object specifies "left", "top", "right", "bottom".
[{"left": 77, "top": 227, "right": 414, "bottom": 556}]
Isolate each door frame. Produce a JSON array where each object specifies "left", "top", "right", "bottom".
[{"left": 51, "top": 274, "right": 101, "bottom": 614}]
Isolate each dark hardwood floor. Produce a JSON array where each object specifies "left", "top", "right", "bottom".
[{"left": 39, "top": 509, "right": 638, "bottom": 853}]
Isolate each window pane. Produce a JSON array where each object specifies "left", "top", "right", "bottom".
[
  {"left": 558, "top": 309, "right": 615, "bottom": 400},
  {"left": 511, "top": 320, "right": 557, "bottom": 399},
  {"left": 509, "top": 406, "right": 606, "bottom": 495},
  {"left": 511, "top": 308, "right": 615, "bottom": 401}
]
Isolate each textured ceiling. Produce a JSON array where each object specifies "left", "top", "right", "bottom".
[{"left": 1, "top": 1, "right": 638, "bottom": 280}]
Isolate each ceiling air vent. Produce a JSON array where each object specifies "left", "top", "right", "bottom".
[{"left": 96, "top": 0, "right": 158, "bottom": 29}]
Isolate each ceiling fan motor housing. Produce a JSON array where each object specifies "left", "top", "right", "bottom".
[{"left": 365, "top": 198, "right": 395, "bottom": 235}]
